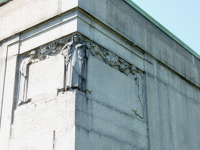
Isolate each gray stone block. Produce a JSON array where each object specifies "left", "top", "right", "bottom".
[
  {"left": 9, "top": 92, "right": 76, "bottom": 150},
  {"left": 27, "top": 55, "right": 64, "bottom": 101},
  {"left": 76, "top": 98, "right": 147, "bottom": 136},
  {"left": 0, "top": 0, "right": 78, "bottom": 41},
  {"left": 87, "top": 56, "right": 144, "bottom": 118},
  {"left": 20, "top": 14, "right": 78, "bottom": 54},
  {"left": 75, "top": 126, "right": 141, "bottom": 150}
]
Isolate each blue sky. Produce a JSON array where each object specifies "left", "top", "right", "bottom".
[
  {"left": 0, "top": 0, "right": 199, "bottom": 55},
  {"left": 131, "top": 0, "right": 200, "bottom": 55},
  {"left": 0, "top": 0, "right": 6, "bottom": 3}
]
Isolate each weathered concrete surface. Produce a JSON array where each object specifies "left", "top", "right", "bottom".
[
  {"left": 78, "top": 0, "right": 200, "bottom": 87},
  {"left": 0, "top": 0, "right": 200, "bottom": 150},
  {"left": 0, "top": 0, "right": 78, "bottom": 41},
  {"left": 85, "top": 56, "right": 148, "bottom": 149},
  {"left": 87, "top": 56, "right": 145, "bottom": 119},
  {"left": 19, "top": 10, "right": 78, "bottom": 54},
  {"left": 27, "top": 55, "right": 64, "bottom": 101},
  {"left": 0, "top": 11, "right": 79, "bottom": 149},
  {"left": 9, "top": 92, "right": 76, "bottom": 150},
  {"left": 0, "top": 35, "right": 19, "bottom": 130},
  {"left": 148, "top": 62, "right": 200, "bottom": 150},
  {"left": 0, "top": 36, "right": 20, "bottom": 150},
  {"left": 0, "top": 56, "right": 18, "bottom": 150}
]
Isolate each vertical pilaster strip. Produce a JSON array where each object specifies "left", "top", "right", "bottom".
[
  {"left": 0, "top": 45, "right": 7, "bottom": 128},
  {"left": 0, "top": 42, "right": 19, "bottom": 150}
]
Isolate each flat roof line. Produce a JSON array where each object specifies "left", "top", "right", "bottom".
[{"left": 124, "top": 0, "right": 200, "bottom": 60}]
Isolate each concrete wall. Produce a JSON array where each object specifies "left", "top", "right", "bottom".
[
  {"left": 78, "top": 0, "right": 200, "bottom": 87},
  {"left": 0, "top": 0, "right": 199, "bottom": 150},
  {"left": 9, "top": 92, "right": 76, "bottom": 150}
]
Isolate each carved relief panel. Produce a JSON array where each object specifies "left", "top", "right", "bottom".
[
  {"left": 18, "top": 33, "right": 88, "bottom": 105},
  {"left": 17, "top": 33, "right": 145, "bottom": 119},
  {"left": 87, "top": 42, "right": 145, "bottom": 119}
]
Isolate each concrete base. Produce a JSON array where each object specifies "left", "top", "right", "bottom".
[{"left": 9, "top": 91, "right": 76, "bottom": 150}]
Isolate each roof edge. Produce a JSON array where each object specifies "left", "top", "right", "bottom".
[
  {"left": 0, "top": 0, "right": 10, "bottom": 7},
  {"left": 124, "top": 0, "right": 200, "bottom": 60}
]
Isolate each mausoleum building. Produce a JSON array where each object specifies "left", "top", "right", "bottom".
[{"left": 0, "top": 0, "right": 200, "bottom": 149}]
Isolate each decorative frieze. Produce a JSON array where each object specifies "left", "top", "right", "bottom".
[
  {"left": 18, "top": 33, "right": 144, "bottom": 110},
  {"left": 89, "top": 43, "right": 144, "bottom": 118},
  {"left": 88, "top": 42, "right": 143, "bottom": 81}
]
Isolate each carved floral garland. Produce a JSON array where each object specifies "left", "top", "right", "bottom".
[
  {"left": 19, "top": 34, "right": 144, "bottom": 119},
  {"left": 21, "top": 35, "right": 142, "bottom": 79}
]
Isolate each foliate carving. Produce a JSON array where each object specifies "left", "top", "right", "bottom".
[
  {"left": 18, "top": 33, "right": 144, "bottom": 110},
  {"left": 37, "top": 39, "right": 67, "bottom": 61},
  {"left": 18, "top": 38, "right": 69, "bottom": 105},
  {"left": 88, "top": 42, "right": 144, "bottom": 118},
  {"left": 88, "top": 42, "right": 142, "bottom": 77}
]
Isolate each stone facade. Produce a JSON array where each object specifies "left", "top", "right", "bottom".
[{"left": 0, "top": 0, "right": 200, "bottom": 150}]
